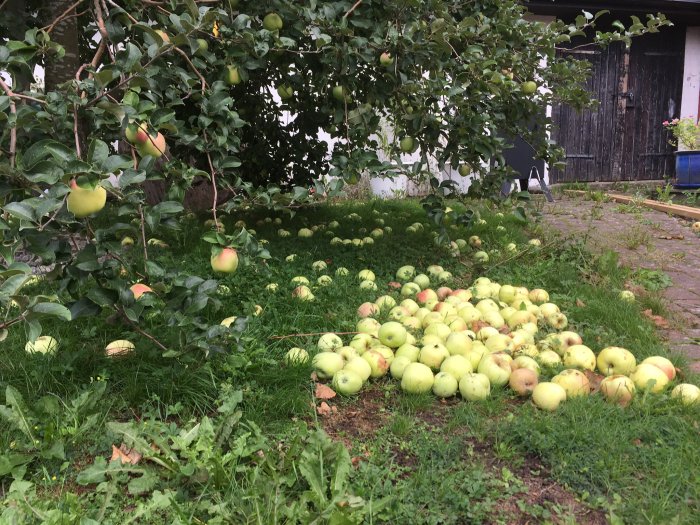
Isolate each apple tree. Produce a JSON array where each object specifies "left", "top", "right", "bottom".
[{"left": 0, "top": 0, "right": 668, "bottom": 351}]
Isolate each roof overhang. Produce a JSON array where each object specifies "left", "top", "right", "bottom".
[{"left": 524, "top": 0, "right": 700, "bottom": 25}]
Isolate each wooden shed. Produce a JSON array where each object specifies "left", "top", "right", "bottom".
[{"left": 526, "top": 0, "right": 700, "bottom": 184}]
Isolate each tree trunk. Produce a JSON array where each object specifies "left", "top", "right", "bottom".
[{"left": 44, "top": 0, "right": 82, "bottom": 91}]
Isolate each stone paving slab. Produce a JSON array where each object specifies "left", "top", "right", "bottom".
[{"left": 541, "top": 196, "right": 700, "bottom": 372}]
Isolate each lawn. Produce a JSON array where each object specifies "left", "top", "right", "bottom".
[{"left": 1, "top": 198, "right": 698, "bottom": 524}]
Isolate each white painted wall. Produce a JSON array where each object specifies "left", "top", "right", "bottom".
[{"left": 679, "top": 27, "right": 700, "bottom": 151}]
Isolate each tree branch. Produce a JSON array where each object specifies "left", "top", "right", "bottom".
[
  {"left": 203, "top": 130, "right": 220, "bottom": 231},
  {"left": 342, "top": 0, "right": 362, "bottom": 19},
  {"left": 0, "top": 76, "right": 17, "bottom": 168},
  {"left": 172, "top": 46, "right": 207, "bottom": 95},
  {"left": 138, "top": 204, "right": 149, "bottom": 271}
]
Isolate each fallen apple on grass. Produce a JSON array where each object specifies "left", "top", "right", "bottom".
[
  {"left": 531, "top": 382, "right": 567, "bottom": 410},
  {"left": 25, "top": 336, "right": 59, "bottom": 355}
]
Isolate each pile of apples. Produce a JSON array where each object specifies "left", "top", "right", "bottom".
[{"left": 287, "top": 264, "right": 700, "bottom": 409}]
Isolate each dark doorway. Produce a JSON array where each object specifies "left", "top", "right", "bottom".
[{"left": 550, "top": 27, "right": 686, "bottom": 183}]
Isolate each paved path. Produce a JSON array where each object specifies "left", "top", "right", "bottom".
[{"left": 541, "top": 195, "right": 700, "bottom": 372}]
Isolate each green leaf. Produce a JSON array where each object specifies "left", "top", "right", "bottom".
[
  {"left": 21, "top": 139, "right": 74, "bottom": 169},
  {"left": 30, "top": 302, "right": 72, "bottom": 321},
  {"left": 87, "top": 139, "right": 109, "bottom": 165},
  {"left": 3, "top": 202, "right": 35, "bottom": 222}
]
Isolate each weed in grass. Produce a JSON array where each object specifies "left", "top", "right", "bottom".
[
  {"left": 620, "top": 225, "right": 653, "bottom": 250},
  {"left": 632, "top": 268, "right": 673, "bottom": 291}
]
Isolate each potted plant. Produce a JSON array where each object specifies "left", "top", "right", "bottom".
[{"left": 663, "top": 117, "right": 700, "bottom": 188}]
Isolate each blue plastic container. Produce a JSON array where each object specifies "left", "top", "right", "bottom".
[{"left": 674, "top": 151, "right": 700, "bottom": 189}]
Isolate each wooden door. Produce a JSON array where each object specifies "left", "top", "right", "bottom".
[{"left": 550, "top": 28, "right": 685, "bottom": 183}]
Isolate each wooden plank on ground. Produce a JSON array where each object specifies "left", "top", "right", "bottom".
[{"left": 563, "top": 190, "right": 700, "bottom": 220}]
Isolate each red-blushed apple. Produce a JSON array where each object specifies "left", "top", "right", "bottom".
[
  {"left": 671, "top": 383, "right": 700, "bottom": 405},
  {"left": 379, "top": 51, "right": 393, "bottom": 66},
  {"left": 563, "top": 345, "right": 597, "bottom": 371},
  {"left": 211, "top": 247, "right": 239, "bottom": 273},
  {"left": 378, "top": 322, "right": 407, "bottom": 348},
  {"left": 600, "top": 375, "right": 635, "bottom": 405},
  {"left": 105, "top": 339, "right": 134, "bottom": 358},
  {"left": 124, "top": 121, "right": 149, "bottom": 145},
  {"left": 596, "top": 346, "right": 637, "bottom": 376},
  {"left": 531, "top": 382, "right": 567, "bottom": 410},
  {"left": 285, "top": 347, "right": 309, "bottom": 365},
  {"left": 390, "top": 355, "right": 413, "bottom": 379},
  {"left": 440, "top": 355, "right": 473, "bottom": 381},
  {"left": 552, "top": 369, "right": 590, "bottom": 397},
  {"left": 477, "top": 353, "right": 512, "bottom": 387},
  {"left": 67, "top": 179, "right": 107, "bottom": 218},
  {"left": 641, "top": 355, "right": 676, "bottom": 381},
  {"left": 419, "top": 343, "right": 450, "bottom": 371},
  {"left": 130, "top": 283, "right": 153, "bottom": 300},
  {"left": 362, "top": 350, "right": 389, "bottom": 378},
  {"left": 401, "top": 362, "right": 435, "bottom": 393},
  {"left": 451, "top": 289, "right": 472, "bottom": 302},
  {"left": 459, "top": 372, "right": 491, "bottom": 400},
  {"left": 436, "top": 287, "right": 453, "bottom": 300},
  {"left": 433, "top": 302, "right": 456, "bottom": 316},
  {"left": 344, "top": 356, "right": 372, "bottom": 382},
  {"left": 332, "top": 370, "right": 363, "bottom": 395},
  {"left": 509, "top": 368, "right": 539, "bottom": 396},
  {"left": 445, "top": 332, "right": 473, "bottom": 357},
  {"left": 136, "top": 131, "right": 167, "bottom": 158},
  {"left": 312, "top": 352, "right": 344, "bottom": 379},
  {"left": 433, "top": 372, "right": 458, "bottom": 397},
  {"left": 543, "top": 331, "right": 583, "bottom": 355},
  {"left": 416, "top": 288, "right": 438, "bottom": 305},
  {"left": 357, "top": 302, "right": 379, "bottom": 318},
  {"left": 292, "top": 285, "right": 315, "bottom": 301},
  {"left": 25, "top": 336, "right": 59, "bottom": 355},
  {"left": 372, "top": 345, "right": 395, "bottom": 366},
  {"left": 630, "top": 363, "right": 669, "bottom": 393}
]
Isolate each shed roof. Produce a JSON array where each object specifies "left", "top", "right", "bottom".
[{"left": 525, "top": 0, "right": 700, "bottom": 24}]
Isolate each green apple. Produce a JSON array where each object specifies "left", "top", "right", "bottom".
[
  {"left": 395, "top": 343, "right": 420, "bottom": 362},
  {"left": 285, "top": 347, "right": 309, "bottom": 365},
  {"left": 335, "top": 267, "right": 349, "bottom": 276},
  {"left": 332, "top": 85, "right": 348, "bottom": 101},
  {"left": 390, "top": 355, "right": 413, "bottom": 379},
  {"left": 401, "top": 363, "right": 434, "bottom": 394},
  {"left": 298, "top": 228, "right": 314, "bottom": 238},
  {"left": 277, "top": 84, "right": 294, "bottom": 100},
  {"left": 536, "top": 350, "right": 562, "bottom": 368},
  {"left": 521, "top": 80, "right": 537, "bottom": 94},
  {"left": 396, "top": 265, "right": 416, "bottom": 281},
  {"left": 597, "top": 346, "right": 636, "bottom": 376},
  {"left": 531, "top": 382, "right": 566, "bottom": 410},
  {"left": 24, "top": 336, "right": 59, "bottom": 355},
  {"left": 551, "top": 369, "right": 590, "bottom": 398},
  {"left": 418, "top": 343, "right": 450, "bottom": 371},
  {"left": 562, "top": 345, "right": 596, "bottom": 371},
  {"left": 332, "top": 370, "right": 363, "bottom": 395},
  {"left": 377, "top": 321, "right": 407, "bottom": 348},
  {"left": 432, "top": 372, "right": 458, "bottom": 397},
  {"left": 318, "top": 333, "right": 343, "bottom": 352},
  {"left": 477, "top": 353, "right": 512, "bottom": 387},
  {"left": 225, "top": 65, "right": 242, "bottom": 85},
  {"left": 67, "top": 179, "right": 107, "bottom": 218},
  {"left": 458, "top": 373, "right": 491, "bottom": 400},
  {"left": 344, "top": 357, "right": 372, "bottom": 382},
  {"left": 671, "top": 383, "right": 700, "bottom": 405},
  {"left": 399, "top": 136, "right": 415, "bottom": 153},
  {"left": 630, "top": 363, "right": 669, "bottom": 393},
  {"left": 312, "top": 352, "right": 344, "bottom": 379},
  {"left": 358, "top": 269, "right": 375, "bottom": 282},
  {"left": 440, "top": 355, "right": 472, "bottom": 381},
  {"left": 317, "top": 275, "right": 332, "bottom": 286},
  {"left": 263, "top": 12, "right": 283, "bottom": 31}
]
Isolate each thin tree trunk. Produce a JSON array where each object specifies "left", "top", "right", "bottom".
[{"left": 44, "top": 0, "right": 82, "bottom": 91}]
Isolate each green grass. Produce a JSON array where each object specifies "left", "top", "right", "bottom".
[{"left": 1, "top": 197, "right": 699, "bottom": 524}]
